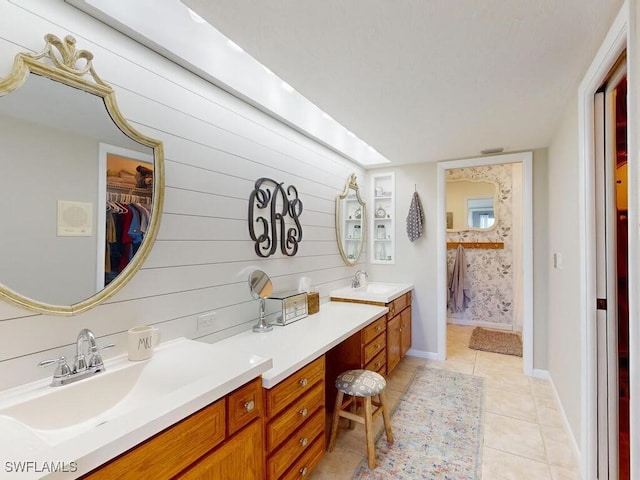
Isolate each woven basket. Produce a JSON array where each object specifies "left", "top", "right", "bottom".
[{"left": 307, "top": 292, "right": 320, "bottom": 315}]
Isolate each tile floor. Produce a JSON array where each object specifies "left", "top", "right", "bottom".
[{"left": 310, "top": 324, "right": 582, "bottom": 479}]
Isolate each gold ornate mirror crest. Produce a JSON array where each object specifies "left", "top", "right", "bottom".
[
  {"left": 336, "top": 173, "right": 366, "bottom": 265},
  {"left": 0, "top": 34, "right": 165, "bottom": 315}
]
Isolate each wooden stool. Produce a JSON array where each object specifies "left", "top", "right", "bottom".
[{"left": 327, "top": 369, "right": 394, "bottom": 468}]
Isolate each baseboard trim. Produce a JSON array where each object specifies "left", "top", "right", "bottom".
[
  {"left": 447, "top": 318, "right": 513, "bottom": 331},
  {"left": 532, "top": 369, "right": 550, "bottom": 380},
  {"left": 406, "top": 348, "right": 438, "bottom": 360},
  {"left": 543, "top": 370, "right": 583, "bottom": 473}
]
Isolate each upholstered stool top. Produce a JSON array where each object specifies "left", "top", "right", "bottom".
[{"left": 335, "top": 369, "right": 386, "bottom": 397}]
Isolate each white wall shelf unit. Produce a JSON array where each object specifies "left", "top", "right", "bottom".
[{"left": 370, "top": 172, "right": 395, "bottom": 264}]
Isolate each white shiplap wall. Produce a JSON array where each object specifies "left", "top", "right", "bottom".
[{"left": 0, "top": 0, "right": 365, "bottom": 390}]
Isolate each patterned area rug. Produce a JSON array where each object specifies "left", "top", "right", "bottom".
[
  {"left": 468, "top": 327, "right": 523, "bottom": 357},
  {"left": 352, "top": 368, "right": 484, "bottom": 479}
]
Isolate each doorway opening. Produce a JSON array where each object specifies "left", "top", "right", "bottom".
[
  {"left": 594, "top": 56, "right": 629, "bottom": 480},
  {"left": 436, "top": 151, "right": 533, "bottom": 374}
]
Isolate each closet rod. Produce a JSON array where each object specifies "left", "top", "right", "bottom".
[{"left": 447, "top": 241, "right": 504, "bottom": 250}]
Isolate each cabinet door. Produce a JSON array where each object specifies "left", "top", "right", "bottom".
[
  {"left": 400, "top": 307, "right": 412, "bottom": 357},
  {"left": 387, "top": 314, "right": 401, "bottom": 373},
  {"left": 180, "top": 419, "right": 264, "bottom": 480}
]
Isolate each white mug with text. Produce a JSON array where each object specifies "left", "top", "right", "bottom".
[{"left": 127, "top": 326, "right": 160, "bottom": 361}]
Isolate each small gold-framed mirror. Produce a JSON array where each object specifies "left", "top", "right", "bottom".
[
  {"left": 336, "top": 174, "right": 366, "bottom": 265},
  {"left": 0, "top": 34, "right": 164, "bottom": 315},
  {"left": 445, "top": 179, "right": 498, "bottom": 231}
]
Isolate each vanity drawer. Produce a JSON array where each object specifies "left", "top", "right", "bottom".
[
  {"left": 265, "top": 356, "right": 325, "bottom": 418},
  {"left": 365, "top": 348, "right": 386, "bottom": 375},
  {"left": 83, "top": 399, "right": 225, "bottom": 479},
  {"left": 363, "top": 332, "right": 386, "bottom": 365},
  {"left": 227, "top": 377, "right": 263, "bottom": 436},
  {"left": 267, "top": 409, "right": 324, "bottom": 480},
  {"left": 266, "top": 383, "right": 324, "bottom": 452},
  {"left": 362, "top": 316, "right": 386, "bottom": 345},
  {"left": 389, "top": 292, "right": 410, "bottom": 317},
  {"left": 279, "top": 433, "right": 325, "bottom": 480}
]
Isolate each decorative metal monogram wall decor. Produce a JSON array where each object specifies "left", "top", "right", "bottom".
[{"left": 248, "top": 178, "right": 303, "bottom": 257}]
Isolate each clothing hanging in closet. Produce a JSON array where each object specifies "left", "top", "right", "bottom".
[{"left": 105, "top": 201, "right": 150, "bottom": 285}]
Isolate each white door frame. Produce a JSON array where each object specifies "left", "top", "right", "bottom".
[
  {"left": 436, "top": 151, "right": 534, "bottom": 375},
  {"left": 577, "top": 3, "right": 632, "bottom": 478}
]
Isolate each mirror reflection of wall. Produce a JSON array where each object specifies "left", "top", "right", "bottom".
[{"left": 445, "top": 179, "right": 497, "bottom": 231}]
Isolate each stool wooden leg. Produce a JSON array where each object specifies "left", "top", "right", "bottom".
[
  {"left": 328, "top": 391, "right": 344, "bottom": 452},
  {"left": 349, "top": 396, "right": 358, "bottom": 430},
  {"left": 378, "top": 390, "right": 394, "bottom": 444},
  {"left": 364, "top": 396, "right": 376, "bottom": 468}
]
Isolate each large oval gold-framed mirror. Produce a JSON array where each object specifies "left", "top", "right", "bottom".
[
  {"left": 336, "top": 173, "right": 366, "bottom": 265},
  {"left": 445, "top": 179, "right": 498, "bottom": 232},
  {"left": 0, "top": 34, "right": 164, "bottom": 315}
]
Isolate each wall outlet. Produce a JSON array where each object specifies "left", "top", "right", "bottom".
[{"left": 197, "top": 312, "right": 217, "bottom": 333}]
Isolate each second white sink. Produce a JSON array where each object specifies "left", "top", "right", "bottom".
[{"left": 330, "top": 282, "right": 413, "bottom": 304}]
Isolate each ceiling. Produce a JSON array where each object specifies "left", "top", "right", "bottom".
[{"left": 184, "top": 0, "right": 623, "bottom": 166}]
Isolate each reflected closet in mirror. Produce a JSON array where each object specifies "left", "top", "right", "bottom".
[
  {"left": 0, "top": 34, "right": 164, "bottom": 315},
  {"left": 336, "top": 174, "right": 366, "bottom": 265}
]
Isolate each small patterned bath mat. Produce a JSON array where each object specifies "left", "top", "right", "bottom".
[
  {"left": 469, "top": 327, "right": 523, "bottom": 357},
  {"left": 352, "top": 368, "right": 484, "bottom": 479}
]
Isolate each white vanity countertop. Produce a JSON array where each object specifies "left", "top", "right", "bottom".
[
  {"left": 209, "top": 301, "right": 388, "bottom": 388},
  {"left": 1, "top": 302, "right": 386, "bottom": 478}
]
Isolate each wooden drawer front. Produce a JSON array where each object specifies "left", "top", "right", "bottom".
[
  {"left": 267, "top": 383, "right": 324, "bottom": 452},
  {"left": 280, "top": 433, "right": 325, "bottom": 480},
  {"left": 389, "top": 292, "right": 410, "bottom": 317},
  {"left": 362, "top": 316, "right": 386, "bottom": 345},
  {"left": 365, "top": 348, "right": 386, "bottom": 375},
  {"left": 179, "top": 418, "right": 264, "bottom": 480},
  {"left": 363, "top": 332, "right": 386, "bottom": 365},
  {"left": 83, "top": 400, "right": 225, "bottom": 479},
  {"left": 266, "top": 356, "right": 325, "bottom": 418},
  {"left": 267, "top": 409, "right": 324, "bottom": 480},
  {"left": 227, "top": 377, "right": 263, "bottom": 436}
]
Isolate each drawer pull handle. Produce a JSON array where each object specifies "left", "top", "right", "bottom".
[
  {"left": 300, "top": 437, "right": 308, "bottom": 447},
  {"left": 244, "top": 400, "right": 255, "bottom": 412},
  {"left": 299, "top": 407, "right": 308, "bottom": 418},
  {"left": 375, "top": 362, "right": 381, "bottom": 368},
  {"left": 299, "top": 378, "right": 309, "bottom": 387},
  {"left": 376, "top": 325, "right": 381, "bottom": 331},
  {"left": 375, "top": 344, "right": 381, "bottom": 349},
  {"left": 300, "top": 467, "right": 308, "bottom": 477}
]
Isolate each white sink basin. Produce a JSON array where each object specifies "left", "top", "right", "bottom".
[
  {"left": 0, "top": 338, "right": 271, "bottom": 477},
  {"left": 330, "top": 282, "right": 413, "bottom": 304}
]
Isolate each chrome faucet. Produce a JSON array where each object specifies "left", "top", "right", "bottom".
[
  {"left": 351, "top": 269, "right": 368, "bottom": 289},
  {"left": 39, "top": 329, "right": 114, "bottom": 387}
]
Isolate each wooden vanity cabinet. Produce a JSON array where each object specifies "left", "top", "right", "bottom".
[
  {"left": 330, "top": 291, "right": 412, "bottom": 376},
  {"left": 263, "top": 355, "right": 326, "bottom": 480},
  {"left": 386, "top": 291, "right": 412, "bottom": 374},
  {"left": 81, "top": 377, "right": 264, "bottom": 480},
  {"left": 325, "top": 314, "right": 387, "bottom": 411}
]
